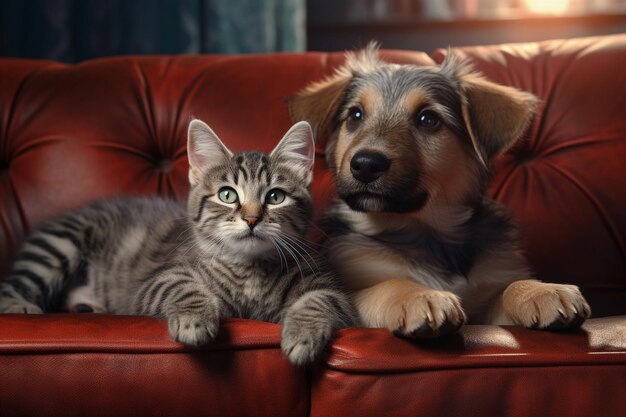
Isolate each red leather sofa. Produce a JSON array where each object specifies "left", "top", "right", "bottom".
[{"left": 1, "top": 34, "right": 625, "bottom": 417}]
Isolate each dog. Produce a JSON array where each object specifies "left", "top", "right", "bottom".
[{"left": 289, "top": 44, "right": 591, "bottom": 338}]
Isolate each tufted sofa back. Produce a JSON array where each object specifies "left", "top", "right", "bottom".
[{"left": 1, "top": 35, "right": 624, "bottom": 316}]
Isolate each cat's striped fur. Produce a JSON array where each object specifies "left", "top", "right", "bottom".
[{"left": 0, "top": 120, "right": 355, "bottom": 365}]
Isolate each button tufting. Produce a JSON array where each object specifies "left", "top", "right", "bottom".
[
  {"left": 157, "top": 159, "right": 174, "bottom": 173},
  {"left": 510, "top": 147, "right": 537, "bottom": 165}
]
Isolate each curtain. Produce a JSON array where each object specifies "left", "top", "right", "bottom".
[{"left": 0, "top": 0, "right": 305, "bottom": 62}]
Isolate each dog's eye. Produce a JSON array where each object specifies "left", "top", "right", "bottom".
[
  {"left": 348, "top": 106, "right": 364, "bottom": 123},
  {"left": 416, "top": 110, "right": 441, "bottom": 129}
]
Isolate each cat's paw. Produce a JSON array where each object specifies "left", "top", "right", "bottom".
[
  {"left": 167, "top": 310, "right": 219, "bottom": 347},
  {"left": 503, "top": 280, "right": 591, "bottom": 330},
  {"left": 0, "top": 299, "right": 44, "bottom": 314},
  {"left": 281, "top": 318, "right": 332, "bottom": 366}
]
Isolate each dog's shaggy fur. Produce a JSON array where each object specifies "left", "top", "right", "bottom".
[{"left": 289, "top": 45, "right": 591, "bottom": 338}]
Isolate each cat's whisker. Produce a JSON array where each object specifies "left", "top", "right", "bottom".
[
  {"left": 166, "top": 224, "right": 196, "bottom": 258},
  {"left": 275, "top": 231, "right": 320, "bottom": 264},
  {"left": 277, "top": 231, "right": 321, "bottom": 258},
  {"left": 275, "top": 232, "right": 320, "bottom": 276},
  {"left": 274, "top": 236, "right": 305, "bottom": 279},
  {"left": 187, "top": 231, "right": 225, "bottom": 275},
  {"left": 203, "top": 235, "right": 227, "bottom": 265},
  {"left": 276, "top": 236, "right": 308, "bottom": 276},
  {"left": 268, "top": 237, "right": 287, "bottom": 273},
  {"left": 180, "top": 234, "right": 200, "bottom": 260}
]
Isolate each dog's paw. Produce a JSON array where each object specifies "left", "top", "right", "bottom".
[
  {"left": 167, "top": 309, "right": 219, "bottom": 347},
  {"left": 503, "top": 280, "right": 591, "bottom": 330},
  {"left": 388, "top": 290, "right": 467, "bottom": 339},
  {"left": 281, "top": 317, "right": 332, "bottom": 366},
  {"left": 0, "top": 299, "right": 43, "bottom": 314}
]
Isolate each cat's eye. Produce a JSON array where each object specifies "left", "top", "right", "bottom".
[
  {"left": 218, "top": 187, "right": 239, "bottom": 204},
  {"left": 265, "top": 189, "right": 286, "bottom": 205},
  {"left": 415, "top": 109, "right": 441, "bottom": 130}
]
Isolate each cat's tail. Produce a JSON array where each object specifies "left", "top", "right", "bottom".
[{"left": 0, "top": 216, "right": 89, "bottom": 313}]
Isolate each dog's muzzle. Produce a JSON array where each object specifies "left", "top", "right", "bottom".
[
  {"left": 341, "top": 190, "right": 429, "bottom": 214},
  {"left": 350, "top": 151, "right": 390, "bottom": 184}
]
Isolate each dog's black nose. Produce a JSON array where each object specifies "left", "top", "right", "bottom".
[{"left": 350, "top": 151, "right": 391, "bottom": 184}]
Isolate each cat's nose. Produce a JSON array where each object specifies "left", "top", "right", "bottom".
[{"left": 244, "top": 215, "right": 259, "bottom": 229}]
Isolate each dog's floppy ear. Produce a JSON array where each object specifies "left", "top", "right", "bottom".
[
  {"left": 288, "top": 71, "right": 352, "bottom": 139},
  {"left": 288, "top": 42, "right": 382, "bottom": 139},
  {"left": 442, "top": 54, "right": 540, "bottom": 166}
]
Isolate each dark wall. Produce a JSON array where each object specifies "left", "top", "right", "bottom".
[{"left": 307, "top": 0, "right": 626, "bottom": 52}]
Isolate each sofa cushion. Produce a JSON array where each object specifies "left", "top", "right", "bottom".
[
  {"left": 312, "top": 316, "right": 626, "bottom": 417},
  {"left": 0, "top": 315, "right": 308, "bottom": 417}
]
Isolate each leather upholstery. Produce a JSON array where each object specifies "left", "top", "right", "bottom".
[
  {"left": 0, "top": 34, "right": 625, "bottom": 416},
  {"left": 313, "top": 317, "right": 626, "bottom": 417},
  {"left": 0, "top": 316, "right": 307, "bottom": 417}
]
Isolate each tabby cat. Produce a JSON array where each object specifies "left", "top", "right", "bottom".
[{"left": 0, "top": 119, "right": 355, "bottom": 365}]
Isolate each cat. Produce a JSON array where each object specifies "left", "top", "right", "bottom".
[{"left": 0, "top": 119, "right": 355, "bottom": 365}]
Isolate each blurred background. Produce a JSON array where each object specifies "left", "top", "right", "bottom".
[
  {"left": 309, "top": 0, "right": 626, "bottom": 52},
  {"left": 0, "top": 0, "right": 306, "bottom": 61},
  {"left": 0, "top": 0, "right": 625, "bottom": 62}
]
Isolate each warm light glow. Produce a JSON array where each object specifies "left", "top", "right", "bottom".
[{"left": 524, "top": 0, "right": 570, "bottom": 15}]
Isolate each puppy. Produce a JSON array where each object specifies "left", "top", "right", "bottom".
[{"left": 289, "top": 44, "right": 591, "bottom": 338}]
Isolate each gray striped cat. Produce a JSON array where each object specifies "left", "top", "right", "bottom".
[{"left": 0, "top": 119, "right": 355, "bottom": 365}]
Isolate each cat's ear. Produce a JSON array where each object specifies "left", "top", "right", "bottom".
[
  {"left": 270, "top": 121, "right": 315, "bottom": 185},
  {"left": 187, "top": 119, "right": 233, "bottom": 186}
]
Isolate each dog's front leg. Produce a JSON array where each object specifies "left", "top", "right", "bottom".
[
  {"left": 487, "top": 279, "right": 591, "bottom": 329},
  {"left": 355, "top": 278, "right": 467, "bottom": 338}
]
